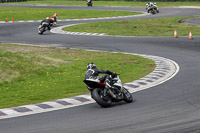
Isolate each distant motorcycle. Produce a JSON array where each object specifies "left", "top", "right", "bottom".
[
  {"left": 38, "top": 22, "right": 48, "bottom": 35},
  {"left": 147, "top": 4, "right": 159, "bottom": 14},
  {"left": 83, "top": 74, "right": 133, "bottom": 107},
  {"left": 87, "top": 0, "right": 92, "bottom": 7}
]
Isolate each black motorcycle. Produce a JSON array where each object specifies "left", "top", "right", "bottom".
[{"left": 83, "top": 75, "right": 133, "bottom": 107}]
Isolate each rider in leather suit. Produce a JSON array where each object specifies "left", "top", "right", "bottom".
[
  {"left": 40, "top": 17, "right": 51, "bottom": 30},
  {"left": 50, "top": 13, "right": 57, "bottom": 25},
  {"left": 85, "top": 62, "right": 114, "bottom": 82},
  {"left": 85, "top": 62, "right": 121, "bottom": 98}
]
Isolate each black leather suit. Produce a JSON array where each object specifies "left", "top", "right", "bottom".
[{"left": 85, "top": 67, "right": 113, "bottom": 82}]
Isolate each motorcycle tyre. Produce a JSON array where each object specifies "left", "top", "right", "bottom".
[
  {"left": 92, "top": 88, "right": 112, "bottom": 108},
  {"left": 38, "top": 27, "right": 44, "bottom": 35},
  {"left": 38, "top": 31, "right": 43, "bottom": 35},
  {"left": 123, "top": 88, "right": 133, "bottom": 103}
]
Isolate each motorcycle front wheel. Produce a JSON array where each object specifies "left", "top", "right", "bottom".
[
  {"left": 92, "top": 88, "right": 112, "bottom": 108},
  {"left": 123, "top": 88, "right": 133, "bottom": 103},
  {"left": 38, "top": 27, "right": 44, "bottom": 35}
]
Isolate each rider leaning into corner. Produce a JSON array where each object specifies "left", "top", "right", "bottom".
[
  {"left": 39, "top": 17, "right": 51, "bottom": 30},
  {"left": 146, "top": 2, "right": 159, "bottom": 13},
  {"left": 85, "top": 62, "right": 117, "bottom": 90},
  {"left": 50, "top": 13, "right": 57, "bottom": 25}
]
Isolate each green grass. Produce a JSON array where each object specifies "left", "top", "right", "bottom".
[
  {"left": 0, "top": 7, "right": 141, "bottom": 21},
  {"left": 3, "top": 0, "right": 200, "bottom": 7},
  {"left": 0, "top": 44, "right": 155, "bottom": 108},
  {"left": 64, "top": 16, "right": 200, "bottom": 37}
]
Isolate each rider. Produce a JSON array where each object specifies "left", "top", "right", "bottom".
[
  {"left": 152, "top": 3, "right": 159, "bottom": 13},
  {"left": 85, "top": 62, "right": 115, "bottom": 83},
  {"left": 86, "top": 0, "right": 92, "bottom": 6},
  {"left": 146, "top": 2, "right": 152, "bottom": 10},
  {"left": 85, "top": 62, "right": 121, "bottom": 98},
  {"left": 50, "top": 13, "right": 57, "bottom": 25},
  {"left": 146, "top": 2, "right": 159, "bottom": 13},
  {"left": 40, "top": 17, "right": 51, "bottom": 30}
]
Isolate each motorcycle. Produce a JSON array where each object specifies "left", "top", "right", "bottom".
[
  {"left": 147, "top": 6, "right": 159, "bottom": 14},
  {"left": 87, "top": 0, "right": 92, "bottom": 7},
  {"left": 83, "top": 74, "right": 133, "bottom": 107},
  {"left": 147, "top": 7, "right": 156, "bottom": 14},
  {"left": 38, "top": 22, "right": 48, "bottom": 35}
]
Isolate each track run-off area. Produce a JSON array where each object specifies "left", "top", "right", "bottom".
[{"left": 0, "top": 4, "right": 200, "bottom": 133}]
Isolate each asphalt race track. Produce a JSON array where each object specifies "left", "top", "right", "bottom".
[{"left": 0, "top": 5, "right": 200, "bottom": 133}]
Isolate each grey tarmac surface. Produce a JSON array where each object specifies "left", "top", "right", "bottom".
[
  {"left": 181, "top": 17, "right": 200, "bottom": 26},
  {"left": 0, "top": 5, "right": 200, "bottom": 133}
]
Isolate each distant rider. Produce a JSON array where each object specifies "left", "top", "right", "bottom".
[
  {"left": 50, "top": 13, "right": 57, "bottom": 25},
  {"left": 40, "top": 17, "right": 51, "bottom": 30},
  {"left": 146, "top": 2, "right": 159, "bottom": 13},
  {"left": 86, "top": 0, "right": 92, "bottom": 7}
]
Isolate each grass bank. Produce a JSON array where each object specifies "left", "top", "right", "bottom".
[
  {"left": 64, "top": 16, "right": 200, "bottom": 37},
  {"left": 3, "top": 0, "right": 200, "bottom": 7},
  {"left": 0, "top": 44, "right": 155, "bottom": 108},
  {"left": 0, "top": 7, "right": 141, "bottom": 21}
]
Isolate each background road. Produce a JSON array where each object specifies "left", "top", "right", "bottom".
[{"left": 0, "top": 5, "right": 200, "bottom": 133}]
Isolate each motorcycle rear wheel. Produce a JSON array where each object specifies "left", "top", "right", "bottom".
[{"left": 92, "top": 88, "right": 112, "bottom": 108}]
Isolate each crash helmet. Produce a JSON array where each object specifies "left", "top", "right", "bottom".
[
  {"left": 46, "top": 17, "right": 50, "bottom": 19},
  {"left": 87, "top": 62, "right": 96, "bottom": 69},
  {"left": 54, "top": 13, "right": 57, "bottom": 16}
]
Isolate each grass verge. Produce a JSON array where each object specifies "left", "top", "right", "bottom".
[
  {"left": 3, "top": 0, "right": 200, "bottom": 7},
  {"left": 0, "top": 44, "right": 155, "bottom": 108},
  {"left": 64, "top": 16, "right": 200, "bottom": 37},
  {"left": 0, "top": 7, "right": 141, "bottom": 21}
]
